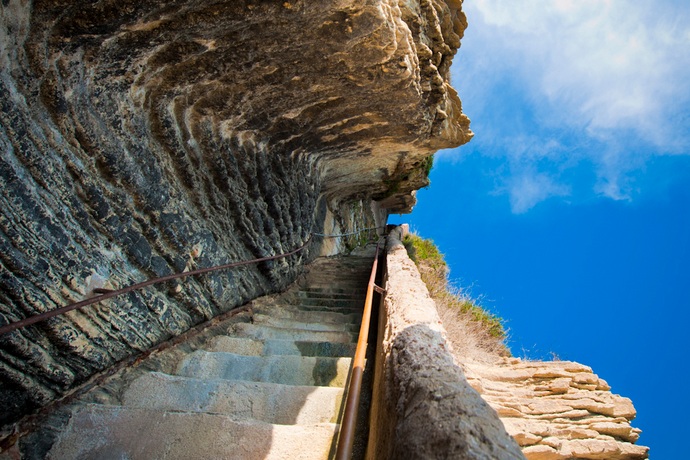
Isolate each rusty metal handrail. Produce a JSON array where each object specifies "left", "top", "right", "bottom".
[{"left": 335, "top": 240, "right": 381, "bottom": 460}]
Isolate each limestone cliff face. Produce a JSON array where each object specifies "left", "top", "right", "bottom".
[
  {"left": 464, "top": 359, "right": 649, "bottom": 459},
  {"left": 0, "top": 0, "right": 471, "bottom": 425}
]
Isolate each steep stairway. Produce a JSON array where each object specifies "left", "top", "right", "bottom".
[{"left": 42, "top": 253, "right": 376, "bottom": 460}]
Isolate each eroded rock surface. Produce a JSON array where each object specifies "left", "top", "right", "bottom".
[
  {"left": 464, "top": 359, "right": 649, "bottom": 460},
  {"left": 0, "top": 0, "right": 471, "bottom": 425}
]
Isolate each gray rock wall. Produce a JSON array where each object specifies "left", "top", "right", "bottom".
[{"left": 0, "top": 1, "right": 472, "bottom": 426}]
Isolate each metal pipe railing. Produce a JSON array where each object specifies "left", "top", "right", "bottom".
[{"left": 335, "top": 240, "right": 381, "bottom": 460}]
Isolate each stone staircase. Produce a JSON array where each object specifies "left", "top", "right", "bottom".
[{"left": 42, "top": 253, "right": 375, "bottom": 460}]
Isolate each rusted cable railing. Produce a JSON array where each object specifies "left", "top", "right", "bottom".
[
  {"left": 0, "top": 235, "right": 318, "bottom": 336},
  {"left": 335, "top": 239, "right": 382, "bottom": 460},
  {"left": 0, "top": 226, "right": 384, "bottom": 336}
]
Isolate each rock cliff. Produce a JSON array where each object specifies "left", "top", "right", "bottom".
[
  {"left": 464, "top": 359, "right": 649, "bottom": 459},
  {"left": 0, "top": 0, "right": 471, "bottom": 425}
]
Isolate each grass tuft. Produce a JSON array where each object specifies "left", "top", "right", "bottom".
[{"left": 402, "top": 233, "right": 510, "bottom": 359}]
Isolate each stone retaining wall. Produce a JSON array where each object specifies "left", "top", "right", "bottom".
[{"left": 366, "top": 226, "right": 524, "bottom": 459}]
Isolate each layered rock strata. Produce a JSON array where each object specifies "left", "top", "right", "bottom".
[
  {"left": 0, "top": 0, "right": 472, "bottom": 426},
  {"left": 464, "top": 359, "right": 649, "bottom": 459}
]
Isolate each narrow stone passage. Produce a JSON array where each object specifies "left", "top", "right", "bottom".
[{"left": 37, "top": 252, "right": 376, "bottom": 460}]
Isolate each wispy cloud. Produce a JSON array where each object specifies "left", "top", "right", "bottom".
[
  {"left": 471, "top": 0, "right": 690, "bottom": 138},
  {"left": 506, "top": 172, "right": 571, "bottom": 214},
  {"left": 446, "top": 0, "right": 690, "bottom": 209}
]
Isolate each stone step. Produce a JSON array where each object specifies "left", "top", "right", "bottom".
[
  {"left": 306, "top": 267, "right": 369, "bottom": 273},
  {"left": 252, "top": 305, "right": 362, "bottom": 325},
  {"left": 305, "top": 264, "right": 369, "bottom": 271},
  {"left": 206, "top": 336, "right": 357, "bottom": 358},
  {"left": 303, "top": 269, "right": 369, "bottom": 278},
  {"left": 48, "top": 404, "right": 338, "bottom": 460},
  {"left": 300, "top": 287, "right": 366, "bottom": 294},
  {"left": 177, "top": 351, "right": 352, "bottom": 387},
  {"left": 40, "top": 254, "right": 376, "bottom": 460},
  {"left": 305, "top": 274, "right": 368, "bottom": 281},
  {"left": 305, "top": 278, "right": 368, "bottom": 285},
  {"left": 297, "top": 290, "right": 366, "bottom": 299},
  {"left": 305, "top": 261, "right": 372, "bottom": 271},
  {"left": 297, "top": 287, "right": 367, "bottom": 296},
  {"left": 304, "top": 275, "right": 368, "bottom": 281},
  {"left": 232, "top": 322, "right": 357, "bottom": 343},
  {"left": 300, "top": 286, "right": 368, "bottom": 296},
  {"left": 123, "top": 372, "right": 344, "bottom": 425},
  {"left": 252, "top": 314, "right": 360, "bottom": 333},
  {"left": 295, "top": 304, "right": 363, "bottom": 315},
  {"left": 295, "top": 297, "right": 365, "bottom": 308}
]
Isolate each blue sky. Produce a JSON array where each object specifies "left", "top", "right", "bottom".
[{"left": 391, "top": 1, "right": 690, "bottom": 457}]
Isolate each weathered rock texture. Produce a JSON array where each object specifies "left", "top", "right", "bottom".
[
  {"left": 0, "top": 0, "right": 472, "bottom": 426},
  {"left": 463, "top": 359, "right": 649, "bottom": 459},
  {"left": 367, "top": 226, "right": 524, "bottom": 459}
]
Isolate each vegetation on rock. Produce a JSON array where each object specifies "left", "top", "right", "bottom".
[{"left": 402, "top": 233, "right": 510, "bottom": 358}]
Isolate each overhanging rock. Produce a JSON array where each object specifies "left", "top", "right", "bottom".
[{"left": 0, "top": 1, "right": 472, "bottom": 426}]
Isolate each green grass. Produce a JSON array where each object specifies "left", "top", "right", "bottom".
[
  {"left": 421, "top": 154, "right": 434, "bottom": 177},
  {"left": 403, "top": 233, "right": 444, "bottom": 268},
  {"left": 403, "top": 233, "right": 508, "bottom": 343}
]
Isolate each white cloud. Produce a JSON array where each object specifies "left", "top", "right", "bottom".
[
  {"left": 470, "top": 0, "right": 690, "bottom": 139},
  {"left": 452, "top": 0, "right": 690, "bottom": 209},
  {"left": 506, "top": 172, "right": 571, "bottom": 214}
]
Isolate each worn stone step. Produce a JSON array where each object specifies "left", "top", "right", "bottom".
[
  {"left": 301, "top": 287, "right": 366, "bottom": 295},
  {"left": 232, "top": 322, "right": 357, "bottom": 343},
  {"left": 295, "top": 297, "right": 365, "bottom": 308},
  {"left": 123, "top": 372, "right": 344, "bottom": 424},
  {"left": 48, "top": 404, "right": 338, "bottom": 460},
  {"left": 297, "top": 287, "right": 367, "bottom": 296},
  {"left": 207, "top": 336, "right": 357, "bottom": 358},
  {"left": 305, "top": 280, "right": 368, "bottom": 288},
  {"left": 177, "top": 350, "right": 352, "bottom": 387},
  {"left": 293, "top": 296, "right": 365, "bottom": 306},
  {"left": 305, "top": 262, "right": 372, "bottom": 272},
  {"left": 252, "top": 305, "right": 362, "bottom": 325},
  {"left": 292, "top": 295, "right": 366, "bottom": 305},
  {"left": 295, "top": 304, "right": 363, "bottom": 315},
  {"left": 307, "top": 271, "right": 368, "bottom": 276},
  {"left": 297, "top": 290, "right": 365, "bottom": 298},
  {"left": 252, "top": 314, "right": 360, "bottom": 333},
  {"left": 305, "top": 275, "right": 368, "bottom": 282},
  {"left": 306, "top": 263, "right": 372, "bottom": 271},
  {"left": 303, "top": 288, "right": 365, "bottom": 295},
  {"left": 305, "top": 264, "right": 369, "bottom": 271},
  {"left": 303, "top": 272, "right": 368, "bottom": 280}
]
